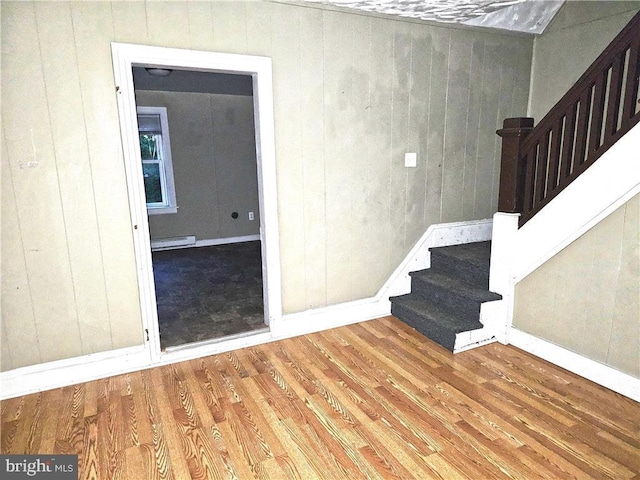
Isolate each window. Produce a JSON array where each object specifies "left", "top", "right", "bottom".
[{"left": 137, "top": 106, "right": 177, "bottom": 214}]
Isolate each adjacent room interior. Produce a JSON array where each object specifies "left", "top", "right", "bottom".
[{"left": 133, "top": 67, "right": 268, "bottom": 350}]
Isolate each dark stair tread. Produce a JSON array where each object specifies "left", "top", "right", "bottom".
[
  {"left": 410, "top": 269, "right": 502, "bottom": 303},
  {"left": 390, "top": 293, "right": 483, "bottom": 332},
  {"left": 429, "top": 241, "right": 492, "bottom": 268},
  {"left": 391, "top": 240, "right": 499, "bottom": 352}
]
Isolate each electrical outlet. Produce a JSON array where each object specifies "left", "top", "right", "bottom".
[{"left": 248, "top": 211, "right": 254, "bottom": 221}]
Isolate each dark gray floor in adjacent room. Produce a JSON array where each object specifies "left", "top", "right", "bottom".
[{"left": 152, "top": 241, "right": 266, "bottom": 350}]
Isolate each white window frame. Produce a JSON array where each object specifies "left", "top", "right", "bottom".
[{"left": 137, "top": 106, "right": 178, "bottom": 215}]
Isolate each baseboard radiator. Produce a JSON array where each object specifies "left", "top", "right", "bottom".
[{"left": 151, "top": 235, "right": 196, "bottom": 250}]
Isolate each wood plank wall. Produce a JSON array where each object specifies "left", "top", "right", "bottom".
[{"left": 0, "top": 1, "right": 532, "bottom": 371}]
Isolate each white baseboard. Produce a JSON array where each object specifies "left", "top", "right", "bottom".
[
  {"left": 0, "top": 220, "right": 491, "bottom": 400},
  {"left": 0, "top": 346, "right": 150, "bottom": 400},
  {"left": 0, "top": 304, "right": 384, "bottom": 401},
  {"left": 488, "top": 125, "right": 640, "bottom": 403},
  {"left": 276, "top": 297, "right": 391, "bottom": 338},
  {"left": 151, "top": 235, "right": 196, "bottom": 250},
  {"left": 509, "top": 328, "right": 640, "bottom": 402},
  {"left": 151, "top": 234, "right": 260, "bottom": 251}
]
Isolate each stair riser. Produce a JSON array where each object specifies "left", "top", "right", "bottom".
[
  {"left": 429, "top": 253, "right": 488, "bottom": 288},
  {"left": 391, "top": 303, "right": 456, "bottom": 351},
  {"left": 410, "top": 278, "right": 481, "bottom": 320}
]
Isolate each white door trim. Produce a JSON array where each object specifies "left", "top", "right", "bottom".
[{"left": 110, "top": 43, "right": 282, "bottom": 362}]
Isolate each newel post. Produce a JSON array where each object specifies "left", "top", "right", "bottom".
[{"left": 496, "top": 117, "right": 534, "bottom": 213}]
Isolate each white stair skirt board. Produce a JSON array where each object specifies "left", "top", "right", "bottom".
[
  {"left": 151, "top": 234, "right": 260, "bottom": 251},
  {"left": 510, "top": 328, "right": 640, "bottom": 402},
  {"left": 0, "top": 220, "right": 491, "bottom": 399},
  {"left": 381, "top": 219, "right": 494, "bottom": 299}
]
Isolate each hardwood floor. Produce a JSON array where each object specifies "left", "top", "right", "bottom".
[{"left": 2, "top": 316, "right": 639, "bottom": 479}]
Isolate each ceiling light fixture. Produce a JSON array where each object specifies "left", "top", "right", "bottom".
[{"left": 145, "top": 67, "right": 172, "bottom": 77}]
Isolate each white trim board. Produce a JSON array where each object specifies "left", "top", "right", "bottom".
[
  {"left": 0, "top": 346, "right": 150, "bottom": 400},
  {"left": 151, "top": 234, "right": 260, "bottom": 251},
  {"left": 1, "top": 219, "right": 491, "bottom": 399},
  {"left": 489, "top": 122, "right": 640, "bottom": 392},
  {"left": 509, "top": 328, "right": 640, "bottom": 402},
  {"left": 379, "top": 218, "right": 494, "bottom": 300}
]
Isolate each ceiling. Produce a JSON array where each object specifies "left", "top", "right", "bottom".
[
  {"left": 132, "top": 67, "right": 253, "bottom": 96},
  {"left": 301, "top": 0, "right": 565, "bottom": 34}
]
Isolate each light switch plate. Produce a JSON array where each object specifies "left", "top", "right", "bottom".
[{"left": 405, "top": 152, "right": 417, "bottom": 167}]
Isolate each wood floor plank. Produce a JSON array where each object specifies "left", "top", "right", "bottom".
[
  {"left": 353, "top": 422, "right": 421, "bottom": 480},
  {"left": 2, "top": 316, "right": 639, "bottom": 480},
  {"left": 322, "top": 328, "right": 528, "bottom": 474},
  {"left": 183, "top": 427, "right": 227, "bottom": 480},
  {"left": 479, "top": 344, "right": 640, "bottom": 433},
  {"left": 8, "top": 393, "right": 40, "bottom": 454},
  {"left": 212, "top": 417, "right": 262, "bottom": 479},
  {"left": 468, "top": 348, "right": 607, "bottom": 428},
  {"left": 148, "top": 423, "right": 175, "bottom": 480},
  {"left": 279, "top": 417, "right": 345, "bottom": 479},
  {"left": 82, "top": 415, "right": 100, "bottom": 480},
  {"left": 148, "top": 367, "right": 191, "bottom": 478},
  {"left": 486, "top": 361, "right": 639, "bottom": 449},
  {"left": 241, "top": 378, "right": 320, "bottom": 479},
  {"left": 448, "top": 379, "right": 590, "bottom": 477}
]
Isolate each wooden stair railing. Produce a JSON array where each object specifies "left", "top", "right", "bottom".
[{"left": 497, "top": 10, "right": 640, "bottom": 226}]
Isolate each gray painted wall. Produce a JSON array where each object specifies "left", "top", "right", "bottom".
[
  {"left": 136, "top": 90, "right": 260, "bottom": 242},
  {"left": 514, "top": 194, "right": 640, "bottom": 378},
  {"left": 1, "top": 0, "right": 532, "bottom": 370}
]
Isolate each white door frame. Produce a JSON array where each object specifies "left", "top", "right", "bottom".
[{"left": 111, "top": 43, "right": 282, "bottom": 362}]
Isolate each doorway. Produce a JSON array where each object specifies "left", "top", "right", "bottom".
[
  {"left": 111, "top": 43, "right": 282, "bottom": 361},
  {"left": 133, "top": 67, "right": 266, "bottom": 350}
]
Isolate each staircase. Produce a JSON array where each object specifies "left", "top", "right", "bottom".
[
  {"left": 390, "top": 241, "right": 501, "bottom": 352},
  {"left": 390, "top": 11, "right": 639, "bottom": 356}
]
